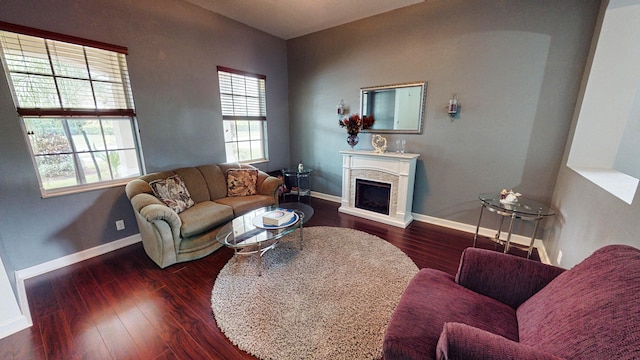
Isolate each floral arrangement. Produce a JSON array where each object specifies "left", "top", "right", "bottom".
[{"left": 339, "top": 114, "right": 375, "bottom": 135}]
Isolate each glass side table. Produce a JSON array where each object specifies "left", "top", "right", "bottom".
[
  {"left": 281, "top": 168, "right": 313, "bottom": 202},
  {"left": 472, "top": 192, "right": 555, "bottom": 258}
]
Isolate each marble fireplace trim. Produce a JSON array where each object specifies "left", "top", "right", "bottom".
[{"left": 349, "top": 169, "right": 399, "bottom": 216}]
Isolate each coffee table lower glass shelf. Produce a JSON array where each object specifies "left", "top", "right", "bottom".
[{"left": 215, "top": 205, "right": 310, "bottom": 275}]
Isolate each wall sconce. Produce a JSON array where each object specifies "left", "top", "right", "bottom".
[
  {"left": 447, "top": 94, "right": 460, "bottom": 119},
  {"left": 337, "top": 99, "right": 345, "bottom": 117}
]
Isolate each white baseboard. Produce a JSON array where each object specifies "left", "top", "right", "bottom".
[
  {"left": 309, "top": 192, "right": 341, "bottom": 203},
  {"left": 312, "top": 191, "right": 550, "bottom": 264},
  {"left": 13, "top": 234, "right": 142, "bottom": 334},
  {"left": 411, "top": 214, "right": 550, "bottom": 264},
  {"left": 0, "top": 313, "right": 30, "bottom": 340}
]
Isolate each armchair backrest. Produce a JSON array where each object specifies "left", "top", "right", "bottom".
[{"left": 517, "top": 245, "right": 640, "bottom": 359}]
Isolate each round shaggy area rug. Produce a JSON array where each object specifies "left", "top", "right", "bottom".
[{"left": 211, "top": 226, "right": 419, "bottom": 360}]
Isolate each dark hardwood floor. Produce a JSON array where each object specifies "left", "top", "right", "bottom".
[{"left": 0, "top": 198, "right": 539, "bottom": 359}]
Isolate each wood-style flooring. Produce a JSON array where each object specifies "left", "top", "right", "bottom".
[{"left": 0, "top": 198, "right": 539, "bottom": 359}]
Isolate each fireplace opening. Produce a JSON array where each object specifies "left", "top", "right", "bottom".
[{"left": 355, "top": 179, "right": 391, "bottom": 215}]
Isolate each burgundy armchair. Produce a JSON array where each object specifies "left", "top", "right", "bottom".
[{"left": 383, "top": 245, "right": 640, "bottom": 359}]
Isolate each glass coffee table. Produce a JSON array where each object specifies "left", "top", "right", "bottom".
[{"left": 216, "top": 203, "right": 313, "bottom": 275}]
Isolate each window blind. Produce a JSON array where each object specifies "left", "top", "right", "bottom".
[
  {"left": 0, "top": 29, "right": 134, "bottom": 116},
  {"left": 217, "top": 66, "right": 266, "bottom": 120}
]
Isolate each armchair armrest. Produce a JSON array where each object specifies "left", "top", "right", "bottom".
[
  {"left": 455, "top": 248, "right": 565, "bottom": 308},
  {"left": 437, "top": 322, "right": 562, "bottom": 360}
]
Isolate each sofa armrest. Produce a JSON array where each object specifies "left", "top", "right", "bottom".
[
  {"left": 437, "top": 322, "right": 562, "bottom": 360},
  {"left": 258, "top": 175, "right": 282, "bottom": 200},
  {"left": 125, "top": 178, "right": 153, "bottom": 200},
  {"left": 138, "top": 203, "right": 181, "bottom": 233},
  {"left": 131, "top": 194, "right": 181, "bottom": 237},
  {"left": 455, "top": 248, "right": 565, "bottom": 308}
]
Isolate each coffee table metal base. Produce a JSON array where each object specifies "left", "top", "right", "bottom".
[
  {"left": 229, "top": 227, "right": 303, "bottom": 276},
  {"left": 217, "top": 207, "right": 308, "bottom": 276}
]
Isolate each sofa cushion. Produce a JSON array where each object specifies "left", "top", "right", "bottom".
[
  {"left": 178, "top": 201, "right": 234, "bottom": 238},
  {"left": 215, "top": 194, "right": 277, "bottom": 216},
  {"left": 517, "top": 245, "right": 640, "bottom": 359},
  {"left": 197, "top": 164, "right": 228, "bottom": 200},
  {"left": 383, "top": 268, "right": 519, "bottom": 360},
  {"left": 149, "top": 175, "right": 195, "bottom": 213},
  {"left": 174, "top": 167, "right": 210, "bottom": 203},
  {"left": 226, "top": 169, "right": 258, "bottom": 197}
]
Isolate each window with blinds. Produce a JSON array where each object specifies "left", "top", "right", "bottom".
[
  {"left": 0, "top": 22, "right": 143, "bottom": 197},
  {"left": 217, "top": 66, "right": 267, "bottom": 163}
]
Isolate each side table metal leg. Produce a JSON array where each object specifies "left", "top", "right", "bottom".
[
  {"left": 528, "top": 217, "right": 542, "bottom": 259},
  {"left": 473, "top": 205, "right": 485, "bottom": 247},
  {"left": 496, "top": 216, "right": 505, "bottom": 242},
  {"left": 504, "top": 213, "right": 516, "bottom": 253}
]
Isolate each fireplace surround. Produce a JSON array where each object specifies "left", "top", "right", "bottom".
[{"left": 339, "top": 150, "right": 419, "bottom": 227}]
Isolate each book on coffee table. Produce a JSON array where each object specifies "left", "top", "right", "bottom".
[{"left": 262, "top": 209, "right": 295, "bottom": 226}]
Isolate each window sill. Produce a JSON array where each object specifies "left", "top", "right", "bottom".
[
  {"left": 41, "top": 177, "right": 136, "bottom": 198},
  {"left": 569, "top": 166, "right": 638, "bottom": 205}
]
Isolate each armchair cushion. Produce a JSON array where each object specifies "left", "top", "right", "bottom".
[
  {"left": 226, "top": 169, "right": 258, "bottom": 197},
  {"left": 383, "top": 268, "right": 518, "bottom": 360},
  {"left": 455, "top": 248, "right": 565, "bottom": 308},
  {"left": 437, "top": 322, "right": 561, "bottom": 360},
  {"left": 149, "top": 174, "right": 195, "bottom": 213},
  {"left": 517, "top": 245, "right": 640, "bottom": 359}
]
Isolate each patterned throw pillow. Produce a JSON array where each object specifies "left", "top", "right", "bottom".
[
  {"left": 227, "top": 169, "right": 258, "bottom": 197},
  {"left": 149, "top": 175, "right": 195, "bottom": 213}
]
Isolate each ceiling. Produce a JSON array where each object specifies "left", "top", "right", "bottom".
[{"left": 183, "top": 0, "right": 425, "bottom": 40}]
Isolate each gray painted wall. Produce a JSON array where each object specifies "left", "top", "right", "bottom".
[
  {"left": 287, "top": 0, "right": 600, "bottom": 235},
  {"left": 548, "top": 0, "right": 640, "bottom": 268},
  {"left": 0, "top": 0, "right": 618, "bottom": 306},
  {"left": 0, "top": 0, "right": 290, "bottom": 293}
]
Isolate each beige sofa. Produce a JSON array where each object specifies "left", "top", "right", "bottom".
[{"left": 125, "top": 162, "right": 281, "bottom": 268}]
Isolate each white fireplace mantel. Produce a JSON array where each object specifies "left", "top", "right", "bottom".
[{"left": 339, "top": 150, "right": 419, "bottom": 228}]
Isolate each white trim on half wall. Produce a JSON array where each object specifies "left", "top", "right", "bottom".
[{"left": 0, "top": 254, "right": 29, "bottom": 340}]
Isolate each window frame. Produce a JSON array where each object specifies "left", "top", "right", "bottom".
[
  {"left": 217, "top": 66, "right": 268, "bottom": 164},
  {"left": 0, "top": 21, "right": 144, "bottom": 197}
]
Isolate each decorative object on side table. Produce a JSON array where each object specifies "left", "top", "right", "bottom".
[
  {"left": 371, "top": 134, "right": 388, "bottom": 153},
  {"left": 339, "top": 113, "right": 374, "bottom": 149},
  {"left": 500, "top": 188, "right": 521, "bottom": 204}
]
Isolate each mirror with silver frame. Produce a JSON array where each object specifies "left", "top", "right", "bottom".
[{"left": 360, "top": 81, "right": 427, "bottom": 134}]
